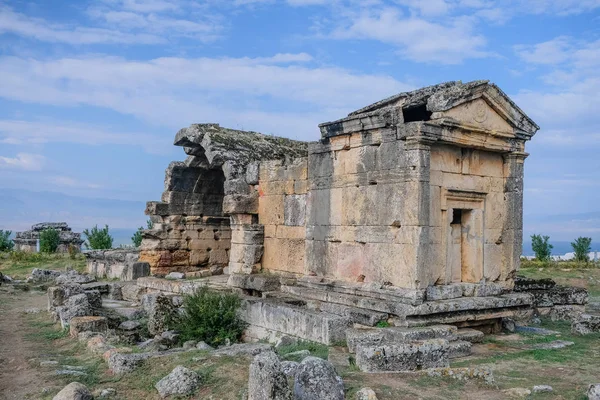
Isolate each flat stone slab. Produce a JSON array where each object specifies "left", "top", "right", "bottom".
[
  {"left": 356, "top": 339, "right": 450, "bottom": 372},
  {"left": 530, "top": 340, "right": 574, "bottom": 350},
  {"left": 346, "top": 325, "right": 457, "bottom": 353},
  {"left": 456, "top": 328, "right": 485, "bottom": 343}
]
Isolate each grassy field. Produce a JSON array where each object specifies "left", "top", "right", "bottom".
[{"left": 0, "top": 251, "right": 86, "bottom": 279}]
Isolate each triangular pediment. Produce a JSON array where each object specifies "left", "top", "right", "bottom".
[{"left": 434, "top": 98, "right": 515, "bottom": 135}]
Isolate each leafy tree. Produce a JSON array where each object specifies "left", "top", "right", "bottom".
[
  {"left": 531, "top": 234, "right": 553, "bottom": 262},
  {"left": 131, "top": 219, "right": 154, "bottom": 247},
  {"left": 571, "top": 237, "right": 592, "bottom": 262},
  {"left": 83, "top": 225, "right": 113, "bottom": 250},
  {"left": 39, "top": 229, "right": 60, "bottom": 253},
  {"left": 172, "top": 286, "right": 247, "bottom": 346},
  {"left": 0, "top": 230, "right": 14, "bottom": 252}
]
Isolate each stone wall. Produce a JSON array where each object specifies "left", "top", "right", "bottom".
[
  {"left": 259, "top": 158, "right": 308, "bottom": 275},
  {"left": 139, "top": 215, "right": 231, "bottom": 276},
  {"left": 85, "top": 249, "right": 150, "bottom": 281},
  {"left": 303, "top": 129, "right": 414, "bottom": 287}
]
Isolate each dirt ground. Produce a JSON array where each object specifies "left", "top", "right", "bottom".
[
  {"left": 1, "top": 267, "right": 599, "bottom": 399},
  {"left": 0, "top": 287, "right": 53, "bottom": 400}
]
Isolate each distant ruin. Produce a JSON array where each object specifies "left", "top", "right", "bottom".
[{"left": 14, "top": 222, "right": 83, "bottom": 253}]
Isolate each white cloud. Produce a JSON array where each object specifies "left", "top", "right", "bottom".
[
  {"left": 515, "top": 36, "right": 573, "bottom": 65},
  {"left": 50, "top": 176, "right": 102, "bottom": 189},
  {"left": 329, "top": 8, "right": 490, "bottom": 64},
  {"left": 0, "top": 153, "right": 45, "bottom": 171},
  {"left": 0, "top": 6, "right": 163, "bottom": 45},
  {"left": 0, "top": 54, "right": 410, "bottom": 140},
  {"left": 0, "top": 119, "right": 170, "bottom": 154},
  {"left": 0, "top": 2, "right": 223, "bottom": 46}
]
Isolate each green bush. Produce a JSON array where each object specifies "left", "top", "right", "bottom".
[
  {"left": 83, "top": 225, "right": 113, "bottom": 250},
  {"left": 531, "top": 234, "right": 553, "bottom": 262},
  {"left": 39, "top": 229, "right": 60, "bottom": 253},
  {"left": 131, "top": 219, "right": 154, "bottom": 247},
  {"left": 572, "top": 237, "right": 592, "bottom": 262},
  {"left": 0, "top": 230, "right": 14, "bottom": 252},
  {"left": 172, "top": 286, "right": 247, "bottom": 346}
]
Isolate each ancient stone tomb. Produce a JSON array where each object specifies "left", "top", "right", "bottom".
[
  {"left": 142, "top": 80, "right": 538, "bottom": 293},
  {"left": 14, "top": 222, "right": 84, "bottom": 253}
]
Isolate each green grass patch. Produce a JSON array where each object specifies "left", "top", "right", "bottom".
[{"left": 0, "top": 251, "right": 86, "bottom": 279}]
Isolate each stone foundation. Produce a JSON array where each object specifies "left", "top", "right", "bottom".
[{"left": 85, "top": 250, "right": 150, "bottom": 281}]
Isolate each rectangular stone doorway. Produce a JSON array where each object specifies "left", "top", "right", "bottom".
[{"left": 443, "top": 190, "right": 485, "bottom": 284}]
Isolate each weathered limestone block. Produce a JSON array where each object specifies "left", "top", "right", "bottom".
[
  {"left": 455, "top": 328, "right": 484, "bottom": 343},
  {"left": 293, "top": 357, "right": 345, "bottom": 400},
  {"left": 530, "top": 287, "right": 588, "bottom": 307},
  {"left": 355, "top": 339, "right": 450, "bottom": 372},
  {"left": 56, "top": 293, "right": 93, "bottom": 328},
  {"left": 69, "top": 316, "right": 108, "bottom": 337},
  {"left": 448, "top": 340, "right": 472, "bottom": 359},
  {"left": 346, "top": 325, "right": 456, "bottom": 353},
  {"left": 514, "top": 277, "right": 556, "bottom": 291},
  {"left": 155, "top": 366, "right": 202, "bottom": 399},
  {"left": 223, "top": 193, "right": 259, "bottom": 214},
  {"left": 550, "top": 305, "right": 585, "bottom": 322},
  {"left": 228, "top": 273, "right": 280, "bottom": 292},
  {"left": 572, "top": 314, "right": 600, "bottom": 335},
  {"left": 241, "top": 298, "right": 350, "bottom": 345},
  {"left": 231, "top": 225, "right": 264, "bottom": 245},
  {"left": 52, "top": 382, "right": 93, "bottom": 400},
  {"left": 48, "top": 284, "right": 83, "bottom": 311},
  {"left": 356, "top": 388, "right": 378, "bottom": 400},
  {"left": 248, "top": 351, "right": 292, "bottom": 400}
]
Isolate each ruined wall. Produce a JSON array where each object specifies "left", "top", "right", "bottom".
[
  {"left": 258, "top": 158, "right": 308, "bottom": 275},
  {"left": 139, "top": 215, "right": 231, "bottom": 276},
  {"left": 141, "top": 153, "right": 232, "bottom": 276},
  {"left": 302, "top": 129, "right": 421, "bottom": 288}
]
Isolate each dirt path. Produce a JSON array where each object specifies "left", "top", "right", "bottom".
[{"left": 0, "top": 286, "right": 51, "bottom": 400}]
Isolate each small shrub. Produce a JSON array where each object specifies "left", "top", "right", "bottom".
[
  {"left": 376, "top": 320, "right": 390, "bottom": 328},
  {"left": 67, "top": 244, "right": 78, "bottom": 259},
  {"left": 531, "top": 234, "right": 553, "bottom": 262},
  {"left": 39, "top": 229, "right": 60, "bottom": 253},
  {"left": 172, "top": 286, "right": 246, "bottom": 346},
  {"left": 131, "top": 219, "right": 154, "bottom": 247},
  {"left": 83, "top": 225, "right": 113, "bottom": 250},
  {"left": 0, "top": 230, "right": 14, "bottom": 251},
  {"left": 572, "top": 237, "right": 592, "bottom": 262}
]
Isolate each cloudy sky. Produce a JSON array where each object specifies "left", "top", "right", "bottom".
[{"left": 0, "top": 0, "right": 599, "bottom": 245}]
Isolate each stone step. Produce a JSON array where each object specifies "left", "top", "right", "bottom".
[
  {"left": 355, "top": 339, "right": 450, "bottom": 372},
  {"left": 448, "top": 340, "right": 472, "bottom": 359},
  {"left": 136, "top": 276, "right": 230, "bottom": 295},
  {"left": 346, "top": 325, "right": 457, "bottom": 353},
  {"left": 240, "top": 297, "right": 351, "bottom": 345},
  {"left": 281, "top": 285, "right": 409, "bottom": 316},
  {"left": 455, "top": 328, "right": 485, "bottom": 343},
  {"left": 294, "top": 277, "right": 425, "bottom": 305}
]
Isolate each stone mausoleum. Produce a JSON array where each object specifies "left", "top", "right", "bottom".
[
  {"left": 136, "top": 81, "right": 586, "bottom": 347},
  {"left": 14, "top": 222, "right": 84, "bottom": 253}
]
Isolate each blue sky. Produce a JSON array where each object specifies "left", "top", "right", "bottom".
[{"left": 0, "top": 0, "right": 599, "bottom": 246}]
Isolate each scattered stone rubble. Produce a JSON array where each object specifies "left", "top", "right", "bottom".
[{"left": 14, "top": 222, "right": 83, "bottom": 253}]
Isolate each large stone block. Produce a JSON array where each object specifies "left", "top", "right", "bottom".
[
  {"left": 355, "top": 339, "right": 450, "bottom": 372},
  {"left": 284, "top": 194, "right": 306, "bottom": 226},
  {"left": 258, "top": 195, "right": 285, "bottom": 225},
  {"left": 69, "top": 316, "right": 108, "bottom": 337}
]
